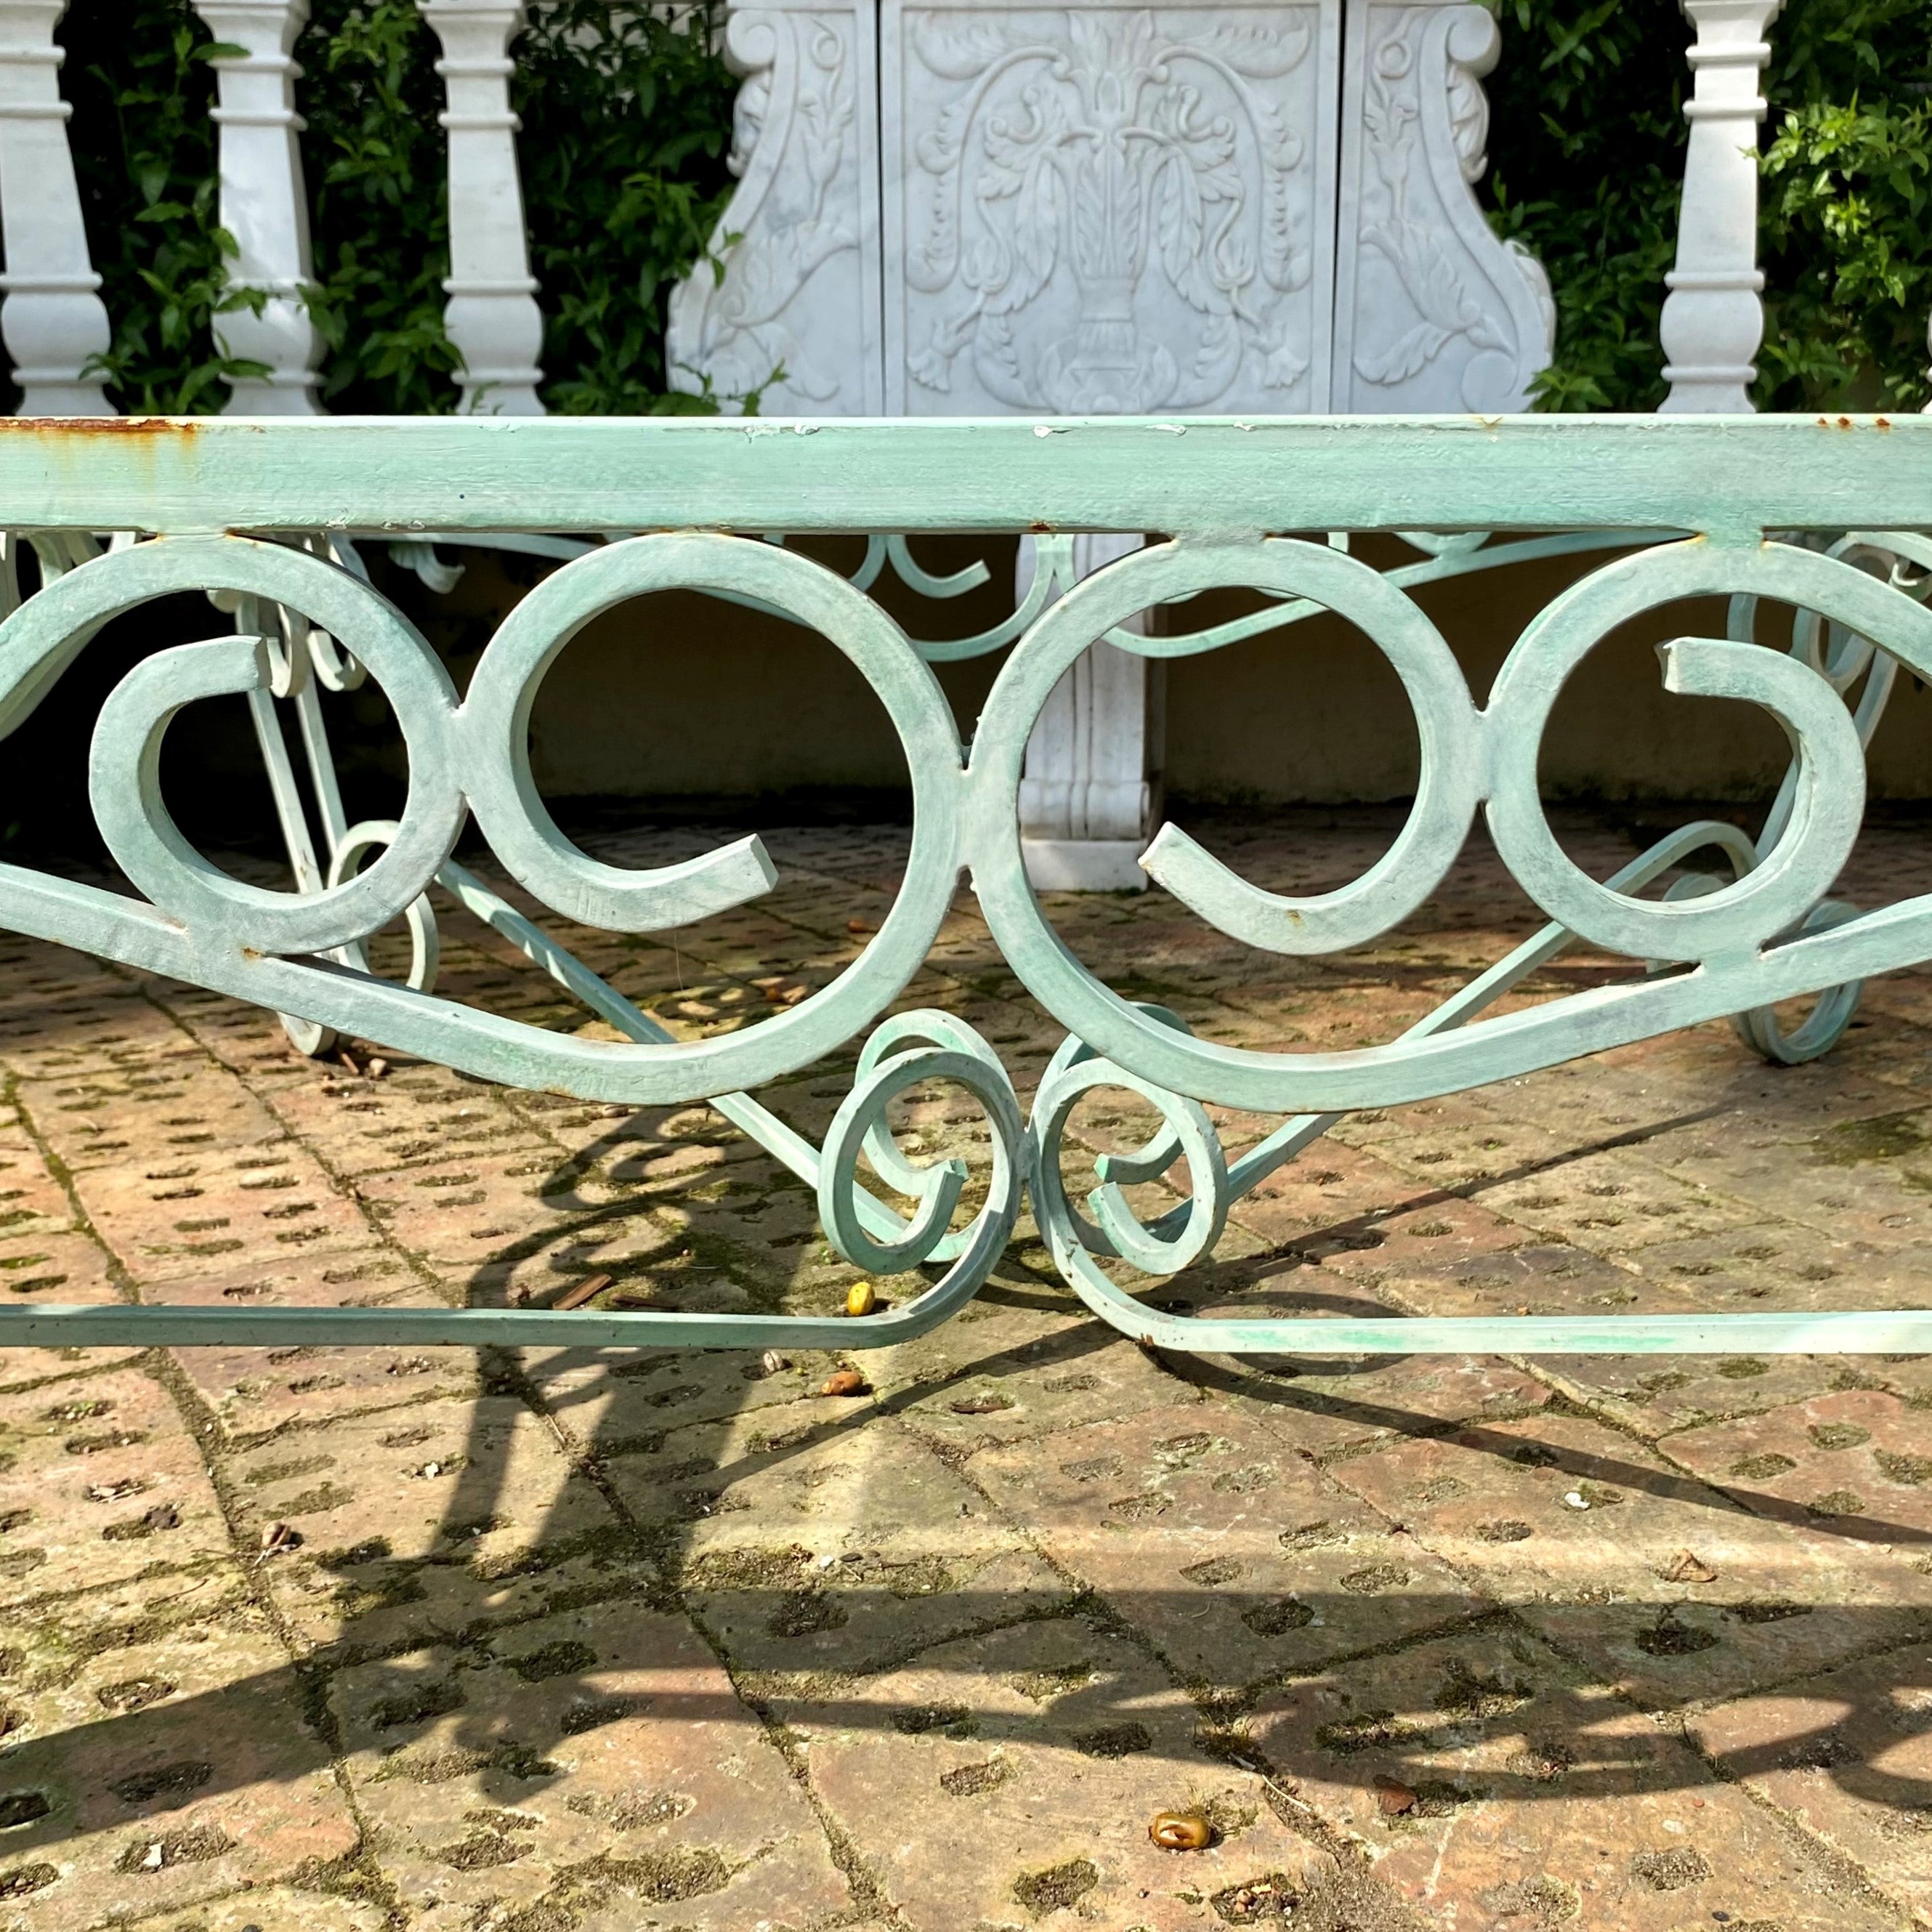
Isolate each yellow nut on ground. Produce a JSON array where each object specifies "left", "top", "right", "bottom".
[{"left": 1148, "top": 1811, "right": 1212, "bottom": 1851}]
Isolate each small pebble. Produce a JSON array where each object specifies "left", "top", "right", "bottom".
[{"left": 1373, "top": 1774, "right": 1418, "bottom": 1816}]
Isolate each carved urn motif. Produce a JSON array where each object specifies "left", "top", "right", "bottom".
[
  {"left": 669, "top": 0, "right": 1553, "bottom": 419},
  {"left": 894, "top": 7, "right": 1325, "bottom": 414}
]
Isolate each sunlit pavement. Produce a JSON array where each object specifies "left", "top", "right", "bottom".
[{"left": 0, "top": 809, "right": 1929, "bottom": 1929}]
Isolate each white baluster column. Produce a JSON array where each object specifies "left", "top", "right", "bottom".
[
  {"left": 193, "top": 0, "right": 322, "bottom": 413},
  {"left": 0, "top": 0, "right": 111, "bottom": 414},
  {"left": 417, "top": 0, "right": 543, "bottom": 414},
  {"left": 1658, "top": 0, "right": 1782, "bottom": 413},
  {"left": 1018, "top": 533, "right": 1155, "bottom": 894}
]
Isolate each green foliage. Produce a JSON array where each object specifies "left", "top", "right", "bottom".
[
  {"left": 1483, "top": 0, "right": 1932, "bottom": 411},
  {"left": 1731, "top": 0, "right": 1931, "bottom": 412},
  {"left": 514, "top": 0, "right": 738, "bottom": 413},
  {"left": 60, "top": 0, "right": 733, "bottom": 416},
  {"left": 60, "top": 0, "right": 267, "bottom": 413},
  {"left": 299, "top": 0, "right": 459, "bottom": 413}
]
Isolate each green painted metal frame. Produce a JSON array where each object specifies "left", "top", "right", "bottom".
[{"left": 1, "top": 411, "right": 1930, "bottom": 1357}]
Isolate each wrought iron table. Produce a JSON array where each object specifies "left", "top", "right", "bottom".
[{"left": 2, "top": 411, "right": 1928, "bottom": 1358}]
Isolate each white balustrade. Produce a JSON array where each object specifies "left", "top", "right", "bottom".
[
  {"left": 417, "top": 0, "right": 544, "bottom": 415},
  {"left": 1658, "top": 0, "right": 1782, "bottom": 413},
  {"left": 0, "top": 0, "right": 111, "bottom": 414},
  {"left": 193, "top": 0, "right": 323, "bottom": 413}
]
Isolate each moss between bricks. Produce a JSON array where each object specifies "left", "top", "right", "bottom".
[{"left": 1014, "top": 1857, "right": 1099, "bottom": 1917}]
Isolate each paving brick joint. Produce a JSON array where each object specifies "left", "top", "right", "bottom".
[{"left": 0, "top": 808, "right": 1927, "bottom": 1929}]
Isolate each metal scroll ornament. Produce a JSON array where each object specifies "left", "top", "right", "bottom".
[{"left": 3, "top": 419, "right": 1931, "bottom": 1357}]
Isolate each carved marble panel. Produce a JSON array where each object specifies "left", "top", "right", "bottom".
[
  {"left": 881, "top": 0, "right": 1341, "bottom": 416},
  {"left": 666, "top": 0, "right": 881, "bottom": 413},
  {"left": 1330, "top": 1, "right": 1553, "bottom": 413}
]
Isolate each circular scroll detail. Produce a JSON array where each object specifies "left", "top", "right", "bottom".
[
  {"left": 817, "top": 1041, "right": 1024, "bottom": 1280},
  {"left": 47, "top": 536, "right": 464, "bottom": 958},
  {"left": 462, "top": 533, "right": 969, "bottom": 1096},
  {"left": 328, "top": 820, "right": 442, "bottom": 996},
  {"left": 1485, "top": 542, "right": 1872, "bottom": 963},
  {"left": 1030, "top": 1048, "right": 1229, "bottom": 1281},
  {"left": 969, "top": 535, "right": 1481, "bottom": 1097}
]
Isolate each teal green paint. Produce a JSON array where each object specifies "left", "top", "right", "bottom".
[
  {"left": 4, "top": 414, "right": 1931, "bottom": 536},
  {"left": 0, "top": 414, "right": 1928, "bottom": 1357}
]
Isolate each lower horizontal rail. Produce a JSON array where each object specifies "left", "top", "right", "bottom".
[{"left": 6, "top": 1304, "right": 1931, "bottom": 1354}]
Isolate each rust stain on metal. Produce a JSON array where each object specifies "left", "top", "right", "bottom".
[{"left": 0, "top": 416, "right": 199, "bottom": 437}]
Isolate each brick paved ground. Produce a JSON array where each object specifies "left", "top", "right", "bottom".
[{"left": 0, "top": 808, "right": 1931, "bottom": 1930}]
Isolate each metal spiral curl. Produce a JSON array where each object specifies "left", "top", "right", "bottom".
[
  {"left": 327, "top": 820, "right": 442, "bottom": 997},
  {"left": 817, "top": 1011, "right": 1027, "bottom": 1311},
  {"left": 1027, "top": 1040, "right": 1231, "bottom": 1341},
  {"left": 1711, "top": 530, "right": 1931, "bottom": 1066},
  {"left": 1024, "top": 998, "right": 1232, "bottom": 1337}
]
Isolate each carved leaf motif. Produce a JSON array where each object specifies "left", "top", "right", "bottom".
[
  {"left": 1388, "top": 223, "right": 1480, "bottom": 334},
  {"left": 916, "top": 66, "right": 1062, "bottom": 297},
  {"left": 1193, "top": 17, "right": 1311, "bottom": 80},
  {"left": 1064, "top": 7, "right": 1110, "bottom": 78},
  {"left": 679, "top": 9, "right": 871, "bottom": 406},
  {"left": 1354, "top": 318, "right": 1455, "bottom": 385},
  {"left": 973, "top": 307, "right": 1033, "bottom": 407},
  {"left": 1072, "top": 138, "right": 1136, "bottom": 286},
  {"left": 907, "top": 345, "right": 952, "bottom": 392},
  {"left": 980, "top": 83, "right": 1060, "bottom": 185},
  {"left": 1261, "top": 335, "right": 1308, "bottom": 388},
  {"left": 799, "top": 68, "right": 854, "bottom": 203},
  {"left": 1251, "top": 100, "right": 1302, "bottom": 291},
  {"left": 1152, "top": 84, "right": 1238, "bottom": 183},
  {"left": 913, "top": 12, "right": 1022, "bottom": 81},
  {"left": 1180, "top": 312, "right": 1242, "bottom": 401},
  {"left": 1066, "top": 7, "right": 1160, "bottom": 97},
  {"left": 995, "top": 155, "right": 1062, "bottom": 315},
  {"left": 910, "top": 304, "right": 982, "bottom": 392},
  {"left": 1157, "top": 156, "right": 1219, "bottom": 315},
  {"left": 1447, "top": 54, "right": 1490, "bottom": 183}
]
